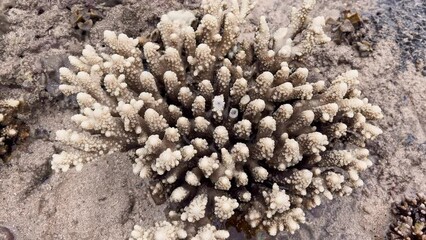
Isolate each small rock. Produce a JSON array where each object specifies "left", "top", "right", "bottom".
[
  {"left": 0, "top": 14, "right": 10, "bottom": 35},
  {"left": 34, "top": 128, "right": 50, "bottom": 140},
  {"left": 340, "top": 19, "right": 355, "bottom": 33},
  {"left": 0, "top": 226, "right": 14, "bottom": 240},
  {"left": 362, "top": 205, "right": 373, "bottom": 214}
]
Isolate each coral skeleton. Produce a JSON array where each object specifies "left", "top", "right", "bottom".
[{"left": 53, "top": 0, "right": 383, "bottom": 238}]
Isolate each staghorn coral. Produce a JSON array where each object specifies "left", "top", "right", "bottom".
[
  {"left": 388, "top": 194, "right": 426, "bottom": 240},
  {"left": 52, "top": 0, "right": 383, "bottom": 238},
  {"left": 0, "top": 98, "right": 29, "bottom": 162}
]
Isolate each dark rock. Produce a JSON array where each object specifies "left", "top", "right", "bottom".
[{"left": 0, "top": 226, "right": 14, "bottom": 240}]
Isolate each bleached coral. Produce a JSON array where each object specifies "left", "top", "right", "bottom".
[
  {"left": 130, "top": 222, "right": 229, "bottom": 240},
  {"left": 130, "top": 221, "right": 187, "bottom": 240},
  {"left": 53, "top": 0, "right": 383, "bottom": 238}
]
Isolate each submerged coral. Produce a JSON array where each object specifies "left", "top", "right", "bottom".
[
  {"left": 0, "top": 98, "right": 29, "bottom": 162},
  {"left": 52, "top": 0, "right": 383, "bottom": 238},
  {"left": 388, "top": 194, "right": 426, "bottom": 240}
]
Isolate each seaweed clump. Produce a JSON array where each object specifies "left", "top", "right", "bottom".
[
  {"left": 388, "top": 194, "right": 426, "bottom": 240},
  {"left": 52, "top": 0, "right": 383, "bottom": 238}
]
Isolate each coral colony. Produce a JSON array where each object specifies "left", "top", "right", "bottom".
[{"left": 52, "top": 0, "right": 383, "bottom": 238}]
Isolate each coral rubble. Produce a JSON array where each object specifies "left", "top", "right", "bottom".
[
  {"left": 327, "top": 10, "right": 373, "bottom": 57},
  {"left": 388, "top": 194, "right": 426, "bottom": 240},
  {"left": 70, "top": 5, "right": 104, "bottom": 34},
  {"left": 52, "top": 0, "right": 383, "bottom": 238}
]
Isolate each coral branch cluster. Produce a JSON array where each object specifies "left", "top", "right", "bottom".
[{"left": 53, "top": 0, "right": 383, "bottom": 238}]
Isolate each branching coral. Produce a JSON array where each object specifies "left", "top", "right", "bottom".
[
  {"left": 0, "top": 98, "right": 29, "bottom": 162},
  {"left": 53, "top": 0, "right": 383, "bottom": 238},
  {"left": 388, "top": 194, "right": 426, "bottom": 240}
]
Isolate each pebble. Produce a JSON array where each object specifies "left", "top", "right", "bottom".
[{"left": 362, "top": 205, "right": 373, "bottom": 214}]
